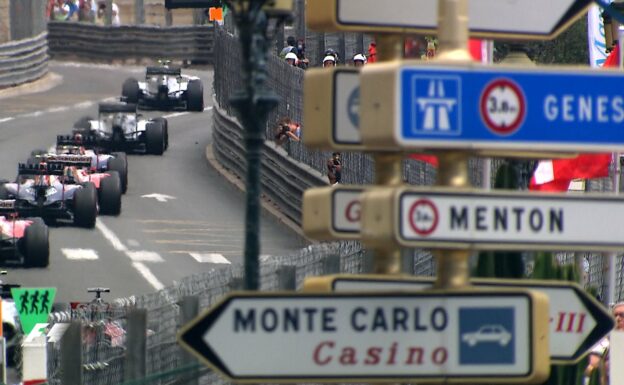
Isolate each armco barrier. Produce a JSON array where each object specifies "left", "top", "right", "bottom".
[
  {"left": 47, "top": 22, "right": 214, "bottom": 64},
  {"left": 0, "top": 32, "right": 48, "bottom": 88},
  {"left": 212, "top": 99, "right": 326, "bottom": 225}
]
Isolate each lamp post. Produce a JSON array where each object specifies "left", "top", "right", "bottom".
[{"left": 222, "top": 0, "right": 290, "bottom": 290}]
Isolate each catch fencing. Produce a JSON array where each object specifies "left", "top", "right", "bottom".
[
  {"left": 45, "top": 242, "right": 366, "bottom": 385},
  {"left": 0, "top": 32, "right": 48, "bottom": 88},
  {"left": 47, "top": 21, "right": 214, "bottom": 64},
  {"left": 212, "top": 26, "right": 624, "bottom": 303}
]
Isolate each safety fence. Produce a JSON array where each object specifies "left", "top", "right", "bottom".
[
  {"left": 44, "top": 242, "right": 366, "bottom": 385},
  {"left": 47, "top": 21, "right": 214, "bottom": 64},
  {"left": 211, "top": 26, "right": 624, "bottom": 302},
  {"left": 0, "top": 32, "right": 49, "bottom": 88}
]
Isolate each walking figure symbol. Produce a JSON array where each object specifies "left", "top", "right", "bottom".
[
  {"left": 18, "top": 290, "right": 52, "bottom": 315},
  {"left": 412, "top": 76, "right": 461, "bottom": 135}
]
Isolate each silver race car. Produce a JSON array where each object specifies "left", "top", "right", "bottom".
[
  {"left": 0, "top": 163, "right": 98, "bottom": 228},
  {"left": 73, "top": 102, "right": 168, "bottom": 155},
  {"left": 121, "top": 61, "right": 204, "bottom": 111}
]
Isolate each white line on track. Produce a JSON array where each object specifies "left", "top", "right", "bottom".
[
  {"left": 162, "top": 112, "right": 188, "bottom": 119},
  {"left": 96, "top": 219, "right": 166, "bottom": 290},
  {"left": 95, "top": 219, "right": 127, "bottom": 252},
  {"left": 62, "top": 248, "right": 99, "bottom": 260},
  {"left": 189, "top": 252, "right": 231, "bottom": 264},
  {"left": 0, "top": 117, "right": 14, "bottom": 123},
  {"left": 132, "top": 262, "right": 164, "bottom": 291}
]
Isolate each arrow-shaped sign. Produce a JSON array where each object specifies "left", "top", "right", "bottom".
[
  {"left": 141, "top": 193, "right": 176, "bottom": 203},
  {"left": 179, "top": 291, "right": 550, "bottom": 383},
  {"left": 307, "top": 0, "right": 591, "bottom": 40},
  {"left": 303, "top": 275, "right": 615, "bottom": 363}
]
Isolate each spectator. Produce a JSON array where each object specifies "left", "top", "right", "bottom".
[
  {"left": 51, "top": 0, "right": 70, "bottom": 20},
  {"left": 279, "top": 36, "right": 297, "bottom": 58},
  {"left": 96, "top": 1, "right": 120, "bottom": 26},
  {"left": 274, "top": 117, "right": 301, "bottom": 146},
  {"left": 323, "top": 48, "right": 340, "bottom": 64},
  {"left": 584, "top": 302, "right": 624, "bottom": 384},
  {"left": 78, "top": 0, "right": 96, "bottom": 22},
  {"left": 326, "top": 152, "right": 342, "bottom": 185},
  {"left": 285, "top": 52, "right": 298, "bottom": 67},
  {"left": 352, "top": 53, "right": 367, "bottom": 67},
  {"left": 322, "top": 55, "right": 336, "bottom": 68},
  {"left": 367, "top": 41, "right": 377, "bottom": 63}
]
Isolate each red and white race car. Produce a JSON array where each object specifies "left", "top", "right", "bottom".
[
  {"left": 29, "top": 154, "right": 122, "bottom": 216},
  {"left": 0, "top": 200, "right": 48, "bottom": 268}
]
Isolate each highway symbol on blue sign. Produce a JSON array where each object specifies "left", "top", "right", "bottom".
[
  {"left": 361, "top": 63, "right": 624, "bottom": 153},
  {"left": 177, "top": 291, "right": 549, "bottom": 383}
]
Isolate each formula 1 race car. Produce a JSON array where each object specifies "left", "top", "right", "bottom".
[
  {"left": 121, "top": 62, "right": 204, "bottom": 111},
  {"left": 0, "top": 200, "right": 49, "bottom": 268},
  {"left": 55, "top": 134, "right": 129, "bottom": 193},
  {"left": 27, "top": 153, "right": 122, "bottom": 216},
  {"left": 0, "top": 163, "right": 98, "bottom": 228},
  {"left": 72, "top": 102, "right": 168, "bottom": 155}
]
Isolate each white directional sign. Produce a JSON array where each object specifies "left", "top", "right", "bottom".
[
  {"left": 307, "top": 0, "right": 591, "bottom": 39},
  {"left": 178, "top": 291, "right": 549, "bottom": 383},
  {"left": 303, "top": 186, "right": 362, "bottom": 240},
  {"left": 304, "top": 275, "right": 615, "bottom": 363},
  {"left": 361, "top": 187, "right": 624, "bottom": 251},
  {"left": 304, "top": 68, "right": 363, "bottom": 150}
]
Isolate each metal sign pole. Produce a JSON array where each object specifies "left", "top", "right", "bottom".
[
  {"left": 371, "top": 34, "right": 404, "bottom": 275},
  {"left": 432, "top": 0, "right": 472, "bottom": 289}
]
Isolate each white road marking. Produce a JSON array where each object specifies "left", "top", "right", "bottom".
[
  {"left": 74, "top": 101, "right": 94, "bottom": 109},
  {"left": 163, "top": 112, "right": 188, "bottom": 119},
  {"left": 126, "top": 251, "right": 164, "bottom": 262},
  {"left": 95, "top": 218, "right": 127, "bottom": 252},
  {"left": 46, "top": 106, "right": 69, "bottom": 113},
  {"left": 141, "top": 193, "right": 176, "bottom": 202},
  {"left": 21, "top": 110, "right": 44, "bottom": 118},
  {"left": 260, "top": 255, "right": 272, "bottom": 262},
  {"left": 96, "top": 218, "right": 166, "bottom": 290},
  {"left": 127, "top": 239, "right": 140, "bottom": 247},
  {"left": 204, "top": 106, "right": 213, "bottom": 111},
  {"left": 62, "top": 248, "right": 99, "bottom": 260},
  {"left": 189, "top": 253, "right": 231, "bottom": 264},
  {"left": 132, "top": 262, "right": 164, "bottom": 291},
  {"left": 0, "top": 117, "right": 14, "bottom": 124}
]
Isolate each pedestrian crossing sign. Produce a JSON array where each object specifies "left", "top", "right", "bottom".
[{"left": 11, "top": 287, "right": 56, "bottom": 334}]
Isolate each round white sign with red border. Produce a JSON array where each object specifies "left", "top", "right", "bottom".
[
  {"left": 408, "top": 199, "right": 439, "bottom": 236},
  {"left": 480, "top": 78, "right": 526, "bottom": 135}
]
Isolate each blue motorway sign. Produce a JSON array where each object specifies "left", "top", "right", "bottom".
[{"left": 397, "top": 65, "right": 624, "bottom": 152}]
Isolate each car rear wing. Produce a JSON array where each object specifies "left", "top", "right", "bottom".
[
  {"left": 0, "top": 200, "right": 16, "bottom": 211},
  {"left": 57, "top": 134, "right": 99, "bottom": 147},
  {"left": 146, "top": 66, "right": 181, "bottom": 77},
  {"left": 43, "top": 155, "right": 92, "bottom": 168},
  {"left": 17, "top": 163, "right": 65, "bottom": 176},
  {"left": 98, "top": 102, "right": 137, "bottom": 114}
]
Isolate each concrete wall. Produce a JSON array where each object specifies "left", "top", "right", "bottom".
[{"left": 0, "top": 0, "right": 10, "bottom": 43}]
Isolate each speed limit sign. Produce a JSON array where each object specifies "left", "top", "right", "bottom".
[{"left": 479, "top": 78, "right": 526, "bottom": 135}]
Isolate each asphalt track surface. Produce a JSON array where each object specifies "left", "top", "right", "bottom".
[{"left": 0, "top": 62, "right": 308, "bottom": 303}]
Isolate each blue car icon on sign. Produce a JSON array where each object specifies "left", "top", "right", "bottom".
[{"left": 462, "top": 324, "right": 512, "bottom": 347}]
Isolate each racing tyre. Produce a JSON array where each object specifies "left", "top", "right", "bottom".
[
  {"left": 122, "top": 78, "right": 140, "bottom": 104},
  {"left": 74, "top": 183, "right": 97, "bottom": 228},
  {"left": 0, "top": 183, "right": 9, "bottom": 199},
  {"left": 23, "top": 218, "right": 49, "bottom": 268},
  {"left": 98, "top": 171, "right": 122, "bottom": 215},
  {"left": 146, "top": 121, "right": 165, "bottom": 155},
  {"left": 109, "top": 153, "right": 128, "bottom": 193},
  {"left": 187, "top": 80, "right": 204, "bottom": 112},
  {"left": 153, "top": 117, "right": 169, "bottom": 150}
]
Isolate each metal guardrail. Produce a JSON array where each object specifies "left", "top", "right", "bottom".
[
  {"left": 213, "top": 100, "right": 326, "bottom": 225},
  {"left": 0, "top": 32, "right": 48, "bottom": 88},
  {"left": 47, "top": 22, "right": 215, "bottom": 64}
]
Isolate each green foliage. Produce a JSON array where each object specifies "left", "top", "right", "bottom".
[
  {"left": 495, "top": 16, "right": 590, "bottom": 65},
  {"left": 474, "top": 162, "right": 524, "bottom": 279}
]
